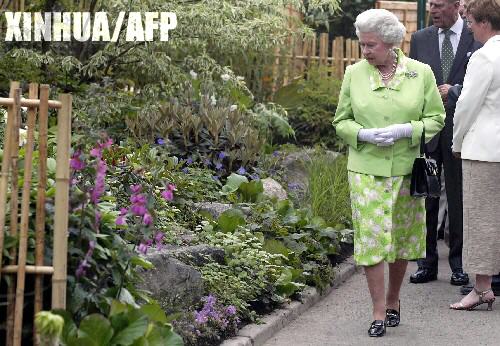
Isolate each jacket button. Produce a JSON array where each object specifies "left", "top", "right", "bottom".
[
  {"left": 384, "top": 116, "right": 389, "bottom": 120},
  {"left": 385, "top": 156, "right": 390, "bottom": 160},
  {"left": 383, "top": 95, "right": 388, "bottom": 99}
]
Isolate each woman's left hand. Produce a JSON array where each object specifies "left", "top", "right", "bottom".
[{"left": 452, "top": 151, "right": 461, "bottom": 159}]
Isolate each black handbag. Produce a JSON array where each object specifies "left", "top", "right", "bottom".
[{"left": 410, "top": 129, "right": 441, "bottom": 198}]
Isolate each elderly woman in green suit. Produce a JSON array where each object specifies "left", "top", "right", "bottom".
[{"left": 332, "top": 9, "right": 445, "bottom": 337}]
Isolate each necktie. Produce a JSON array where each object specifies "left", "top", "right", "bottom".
[{"left": 441, "top": 29, "right": 454, "bottom": 82}]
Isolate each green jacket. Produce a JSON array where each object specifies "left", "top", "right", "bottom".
[{"left": 332, "top": 50, "right": 445, "bottom": 177}]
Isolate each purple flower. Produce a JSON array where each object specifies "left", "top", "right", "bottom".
[
  {"left": 70, "top": 150, "right": 85, "bottom": 171},
  {"left": 218, "top": 151, "right": 227, "bottom": 160},
  {"left": 204, "top": 159, "right": 212, "bottom": 167},
  {"left": 186, "top": 157, "right": 193, "bottom": 165},
  {"left": 130, "top": 194, "right": 146, "bottom": 204},
  {"left": 215, "top": 162, "right": 223, "bottom": 170},
  {"left": 182, "top": 167, "right": 189, "bottom": 174},
  {"left": 90, "top": 147, "right": 102, "bottom": 158},
  {"left": 155, "top": 137, "right": 165, "bottom": 145},
  {"left": 250, "top": 173, "right": 260, "bottom": 180},
  {"left": 272, "top": 150, "right": 280, "bottom": 157},
  {"left": 137, "top": 242, "right": 148, "bottom": 255},
  {"left": 237, "top": 167, "right": 246, "bottom": 175},
  {"left": 212, "top": 175, "right": 220, "bottom": 182},
  {"left": 226, "top": 305, "right": 237, "bottom": 316},
  {"left": 130, "top": 185, "right": 142, "bottom": 194},
  {"left": 194, "top": 310, "right": 208, "bottom": 324},
  {"left": 288, "top": 182, "right": 301, "bottom": 190}
]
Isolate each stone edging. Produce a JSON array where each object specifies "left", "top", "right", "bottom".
[{"left": 220, "top": 257, "right": 359, "bottom": 346}]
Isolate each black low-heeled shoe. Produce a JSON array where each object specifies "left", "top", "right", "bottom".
[
  {"left": 386, "top": 300, "right": 400, "bottom": 327},
  {"left": 368, "top": 320, "right": 386, "bottom": 337}
]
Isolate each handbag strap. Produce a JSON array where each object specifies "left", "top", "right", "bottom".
[{"left": 420, "top": 127, "right": 425, "bottom": 157}]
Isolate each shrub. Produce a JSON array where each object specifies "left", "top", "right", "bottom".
[{"left": 273, "top": 65, "right": 343, "bottom": 149}]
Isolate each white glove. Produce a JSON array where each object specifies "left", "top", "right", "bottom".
[
  {"left": 358, "top": 128, "right": 394, "bottom": 146},
  {"left": 377, "top": 123, "right": 413, "bottom": 141}
]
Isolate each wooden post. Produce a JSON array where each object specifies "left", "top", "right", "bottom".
[
  {"left": 51, "top": 94, "right": 72, "bottom": 309},
  {"left": 34, "top": 85, "right": 50, "bottom": 343}
]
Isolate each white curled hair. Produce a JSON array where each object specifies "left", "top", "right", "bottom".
[{"left": 355, "top": 9, "right": 406, "bottom": 47}]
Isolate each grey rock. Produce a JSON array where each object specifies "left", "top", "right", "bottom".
[
  {"left": 262, "top": 177, "right": 288, "bottom": 201},
  {"left": 138, "top": 245, "right": 225, "bottom": 312},
  {"left": 194, "top": 202, "right": 232, "bottom": 219}
]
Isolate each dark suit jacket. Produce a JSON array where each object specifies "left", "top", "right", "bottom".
[{"left": 409, "top": 24, "right": 482, "bottom": 152}]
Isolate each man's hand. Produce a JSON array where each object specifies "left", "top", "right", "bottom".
[
  {"left": 438, "top": 84, "right": 452, "bottom": 103},
  {"left": 452, "top": 151, "right": 461, "bottom": 159}
]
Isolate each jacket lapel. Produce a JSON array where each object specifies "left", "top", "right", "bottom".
[
  {"left": 428, "top": 27, "right": 443, "bottom": 85},
  {"left": 448, "top": 26, "right": 474, "bottom": 83}
]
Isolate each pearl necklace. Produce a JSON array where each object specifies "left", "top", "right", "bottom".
[
  {"left": 378, "top": 55, "right": 398, "bottom": 80},
  {"left": 379, "top": 61, "right": 397, "bottom": 80}
]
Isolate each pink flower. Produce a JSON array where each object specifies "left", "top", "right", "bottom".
[
  {"left": 138, "top": 242, "right": 149, "bottom": 255},
  {"left": 90, "top": 147, "right": 102, "bottom": 158},
  {"left": 130, "top": 204, "right": 147, "bottom": 216},
  {"left": 161, "top": 189, "right": 173, "bottom": 201},
  {"left": 167, "top": 184, "right": 176, "bottom": 191},
  {"left": 143, "top": 213, "right": 152, "bottom": 225},
  {"left": 116, "top": 215, "right": 127, "bottom": 226}
]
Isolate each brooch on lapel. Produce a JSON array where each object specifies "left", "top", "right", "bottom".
[
  {"left": 405, "top": 71, "right": 418, "bottom": 78},
  {"left": 466, "top": 51, "right": 472, "bottom": 58}
]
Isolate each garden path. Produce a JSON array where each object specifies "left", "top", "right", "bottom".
[{"left": 264, "top": 241, "right": 500, "bottom": 346}]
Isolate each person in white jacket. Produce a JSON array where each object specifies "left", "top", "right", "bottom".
[{"left": 450, "top": 0, "right": 500, "bottom": 311}]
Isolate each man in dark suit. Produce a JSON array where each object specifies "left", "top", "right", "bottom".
[{"left": 408, "top": 0, "right": 481, "bottom": 285}]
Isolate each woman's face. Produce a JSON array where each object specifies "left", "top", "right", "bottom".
[
  {"left": 466, "top": 15, "right": 489, "bottom": 44},
  {"left": 359, "top": 32, "right": 393, "bottom": 66}
]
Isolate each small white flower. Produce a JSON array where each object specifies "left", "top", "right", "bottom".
[
  {"left": 236, "top": 76, "right": 245, "bottom": 81},
  {"left": 210, "top": 95, "right": 217, "bottom": 106},
  {"left": 229, "top": 105, "right": 237, "bottom": 112},
  {"left": 19, "top": 128, "right": 27, "bottom": 146},
  {"left": 189, "top": 70, "right": 197, "bottom": 79},
  {"left": 221, "top": 73, "right": 230, "bottom": 82}
]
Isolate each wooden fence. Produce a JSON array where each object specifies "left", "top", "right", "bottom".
[{"left": 269, "top": 1, "right": 429, "bottom": 95}]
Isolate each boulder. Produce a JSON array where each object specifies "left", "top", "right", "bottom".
[
  {"left": 261, "top": 177, "right": 288, "bottom": 201},
  {"left": 194, "top": 202, "right": 232, "bottom": 219},
  {"left": 138, "top": 245, "right": 225, "bottom": 313}
]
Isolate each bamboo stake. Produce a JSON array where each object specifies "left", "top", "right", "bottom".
[
  {"left": 14, "top": 83, "right": 38, "bottom": 345},
  {"left": 52, "top": 94, "right": 72, "bottom": 309},
  {"left": 2, "top": 265, "right": 54, "bottom": 274},
  {"left": 9, "top": 88, "right": 22, "bottom": 346},
  {"left": 34, "top": 85, "right": 49, "bottom": 345},
  {"left": 4, "top": 81, "right": 20, "bottom": 346}
]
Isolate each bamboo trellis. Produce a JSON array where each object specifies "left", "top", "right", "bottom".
[{"left": 0, "top": 81, "right": 72, "bottom": 346}]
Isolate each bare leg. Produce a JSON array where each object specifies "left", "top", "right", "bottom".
[
  {"left": 387, "top": 259, "right": 408, "bottom": 310},
  {"left": 364, "top": 262, "right": 386, "bottom": 320},
  {"left": 451, "top": 274, "right": 494, "bottom": 308}
]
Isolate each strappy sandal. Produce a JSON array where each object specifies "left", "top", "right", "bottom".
[
  {"left": 368, "top": 320, "right": 386, "bottom": 337},
  {"left": 450, "top": 287, "right": 496, "bottom": 311}
]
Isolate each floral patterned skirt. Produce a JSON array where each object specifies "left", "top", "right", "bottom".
[{"left": 348, "top": 172, "right": 426, "bottom": 266}]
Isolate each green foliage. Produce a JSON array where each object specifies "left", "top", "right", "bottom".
[
  {"left": 274, "top": 66, "right": 343, "bottom": 149},
  {"left": 221, "top": 173, "right": 264, "bottom": 203},
  {"left": 53, "top": 301, "right": 183, "bottom": 346},
  {"left": 306, "top": 153, "right": 352, "bottom": 228},
  {"left": 198, "top": 230, "right": 289, "bottom": 319}
]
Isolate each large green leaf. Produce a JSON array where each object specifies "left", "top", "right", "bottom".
[
  {"left": 139, "top": 304, "right": 167, "bottom": 324},
  {"left": 77, "top": 314, "right": 113, "bottom": 346},
  {"left": 221, "top": 173, "right": 248, "bottom": 194},
  {"left": 217, "top": 209, "right": 246, "bottom": 233},
  {"left": 111, "top": 316, "right": 148, "bottom": 346},
  {"left": 238, "top": 180, "right": 264, "bottom": 202}
]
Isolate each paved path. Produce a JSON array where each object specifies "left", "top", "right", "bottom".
[{"left": 264, "top": 241, "right": 500, "bottom": 346}]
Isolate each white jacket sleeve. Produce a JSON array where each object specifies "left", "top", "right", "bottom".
[{"left": 452, "top": 51, "right": 493, "bottom": 153}]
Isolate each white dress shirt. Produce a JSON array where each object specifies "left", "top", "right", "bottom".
[{"left": 438, "top": 16, "right": 463, "bottom": 56}]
